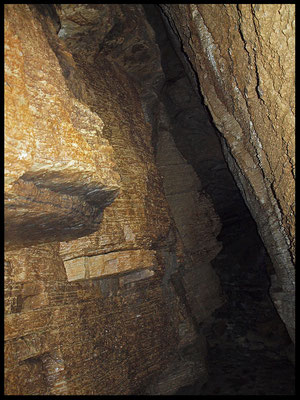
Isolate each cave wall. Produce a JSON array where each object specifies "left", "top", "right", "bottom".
[
  {"left": 159, "top": 4, "right": 295, "bottom": 342},
  {"left": 4, "top": 4, "right": 224, "bottom": 395},
  {"left": 4, "top": 3, "right": 295, "bottom": 395}
]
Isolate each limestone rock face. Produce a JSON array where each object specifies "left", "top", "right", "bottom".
[
  {"left": 7, "top": 2, "right": 292, "bottom": 395},
  {"left": 4, "top": 4, "right": 224, "bottom": 395},
  {"left": 55, "top": 3, "right": 224, "bottom": 393},
  {"left": 5, "top": 4, "right": 120, "bottom": 249},
  {"left": 160, "top": 4, "right": 295, "bottom": 342}
]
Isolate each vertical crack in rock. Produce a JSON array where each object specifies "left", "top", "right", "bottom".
[
  {"left": 144, "top": 3, "right": 293, "bottom": 394},
  {"left": 158, "top": 3, "right": 295, "bottom": 345},
  {"left": 4, "top": 3, "right": 294, "bottom": 396}
]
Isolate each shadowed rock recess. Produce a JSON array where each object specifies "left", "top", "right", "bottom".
[{"left": 4, "top": 4, "right": 294, "bottom": 395}]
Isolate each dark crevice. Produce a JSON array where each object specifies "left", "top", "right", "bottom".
[
  {"left": 143, "top": 4, "right": 294, "bottom": 395},
  {"left": 5, "top": 4, "right": 294, "bottom": 396}
]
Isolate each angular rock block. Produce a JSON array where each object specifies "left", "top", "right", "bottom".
[{"left": 64, "top": 249, "right": 157, "bottom": 281}]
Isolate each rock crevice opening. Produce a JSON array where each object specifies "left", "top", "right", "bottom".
[{"left": 4, "top": 4, "right": 294, "bottom": 395}]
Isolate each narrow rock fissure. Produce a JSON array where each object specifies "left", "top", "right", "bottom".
[
  {"left": 144, "top": 4, "right": 294, "bottom": 395},
  {"left": 4, "top": 4, "right": 294, "bottom": 396}
]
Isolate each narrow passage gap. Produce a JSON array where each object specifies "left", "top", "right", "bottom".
[{"left": 143, "top": 5, "right": 295, "bottom": 395}]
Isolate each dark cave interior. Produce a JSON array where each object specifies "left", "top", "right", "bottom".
[
  {"left": 4, "top": 4, "right": 295, "bottom": 396},
  {"left": 143, "top": 4, "right": 294, "bottom": 395}
]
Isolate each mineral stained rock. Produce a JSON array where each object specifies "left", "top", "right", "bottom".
[
  {"left": 5, "top": 3, "right": 294, "bottom": 396},
  {"left": 159, "top": 3, "right": 295, "bottom": 342},
  {"left": 4, "top": 4, "right": 224, "bottom": 395},
  {"left": 5, "top": 4, "right": 120, "bottom": 249}
]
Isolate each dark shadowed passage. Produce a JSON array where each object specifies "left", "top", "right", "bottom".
[{"left": 143, "top": 4, "right": 295, "bottom": 395}]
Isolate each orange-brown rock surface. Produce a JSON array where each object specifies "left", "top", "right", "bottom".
[
  {"left": 5, "top": 3, "right": 294, "bottom": 395},
  {"left": 159, "top": 3, "right": 295, "bottom": 342},
  {"left": 5, "top": 4, "right": 120, "bottom": 249},
  {"left": 4, "top": 4, "right": 224, "bottom": 395}
]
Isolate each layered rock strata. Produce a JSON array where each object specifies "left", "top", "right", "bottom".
[
  {"left": 6, "top": 3, "right": 294, "bottom": 395},
  {"left": 4, "top": 4, "right": 224, "bottom": 395},
  {"left": 159, "top": 3, "right": 295, "bottom": 342},
  {"left": 5, "top": 5, "right": 120, "bottom": 249}
]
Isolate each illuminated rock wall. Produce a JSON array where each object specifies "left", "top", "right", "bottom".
[
  {"left": 4, "top": 4, "right": 223, "bottom": 395},
  {"left": 160, "top": 3, "right": 295, "bottom": 342}
]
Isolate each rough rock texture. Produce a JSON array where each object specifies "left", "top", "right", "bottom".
[
  {"left": 142, "top": 7, "right": 294, "bottom": 394},
  {"left": 5, "top": 3, "right": 294, "bottom": 395},
  {"left": 52, "top": 4, "right": 225, "bottom": 391},
  {"left": 155, "top": 106, "right": 223, "bottom": 324},
  {"left": 159, "top": 4, "right": 295, "bottom": 342},
  {"left": 4, "top": 244, "right": 184, "bottom": 395},
  {"left": 4, "top": 4, "right": 224, "bottom": 395},
  {"left": 143, "top": 4, "right": 255, "bottom": 240},
  {"left": 5, "top": 4, "right": 120, "bottom": 249}
]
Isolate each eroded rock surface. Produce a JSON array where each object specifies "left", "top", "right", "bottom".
[
  {"left": 5, "top": 4, "right": 120, "bottom": 249},
  {"left": 159, "top": 3, "right": 295, "bottom": 342},
  {"left": 5, "top": 4, "right": 224, "bottom": 395},
  {"left": 4, "top": 3, "right": 294, "bottom": 396}
]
